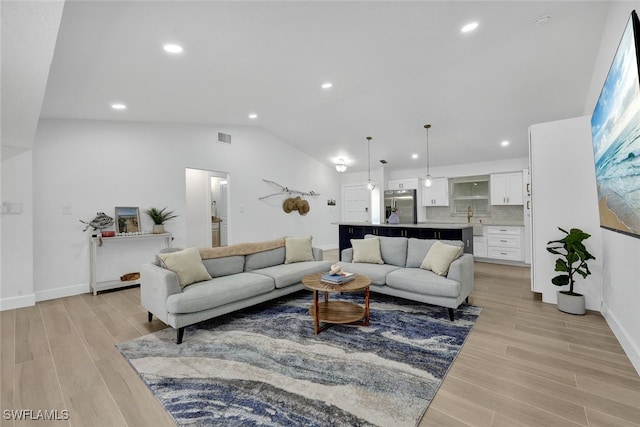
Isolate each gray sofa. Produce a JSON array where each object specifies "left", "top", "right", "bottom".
[
  {"left": 141, "top": 241, "right": 331, "bottom": 343},
  {"left": 337, "top": 235, "right": 474, "bottom": 320}
]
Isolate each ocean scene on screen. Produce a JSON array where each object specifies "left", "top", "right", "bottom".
[{"left": 591, "top": 14, "right": 640, "bottom": 236}]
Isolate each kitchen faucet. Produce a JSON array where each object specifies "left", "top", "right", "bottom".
[{"left": 467, "top": 206, "right": 473, "bottom": 223}]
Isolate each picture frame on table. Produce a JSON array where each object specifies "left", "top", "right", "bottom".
[{"left": 115, "top": 206, "right": 140, "bottom": 233}]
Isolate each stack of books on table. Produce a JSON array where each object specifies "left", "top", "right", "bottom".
[{"left": 321, "top": 272, "right": 356, "bottom": 285}]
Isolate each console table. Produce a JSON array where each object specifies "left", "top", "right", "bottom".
[{"left": 89, "top": 233, "right": 172, "bottom": 295}]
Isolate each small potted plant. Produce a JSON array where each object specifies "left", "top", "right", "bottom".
[
  {"left": 145, "top": 207, "right": 178, "bottom": 234},
  {"left": 546, "top": 227, "right": 596, "bottom": 315}
]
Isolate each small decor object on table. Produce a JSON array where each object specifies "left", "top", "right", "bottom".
[
  {"left": 321, "top": 265, "right": 356, "bottom": 284},
  {"left": 120, "top": 272, "right": 140, "bottom": 282},
  {"left": 321, "top": 271, "right": 356, "bottom": 285},
  {"left": 388, "top": 208, "right": 400, "bottom": 224},
  {"left": 80, "top": 212, "right": 114, "bottom": 232},
  {"left": 546, "top": 227, "right": 596, "bottom": 315},
  {"left": 115, "top": 206, "right": 141, "bottom": 234},
  {"left": 144, "top": 206, "right": 178, "bottom": 234}
]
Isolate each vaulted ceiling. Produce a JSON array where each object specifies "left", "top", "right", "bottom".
[{"left": 4, "top": 1, "right": 610, "bottom": 172}]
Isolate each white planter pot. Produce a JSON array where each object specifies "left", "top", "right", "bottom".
[
  {"left": 152, "top": 224, "right": 165, "bottom": 234},
  {"left": 556, "top": 291, "right": 585, "bottom": 315}
]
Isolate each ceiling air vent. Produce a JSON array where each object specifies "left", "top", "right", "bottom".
[{"left": 218, "top": 132, "right": 232, "bottom": 144}]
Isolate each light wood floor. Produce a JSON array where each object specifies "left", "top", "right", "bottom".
[{"left": 1, "top": 257, "right": 639, "bottom": 426}]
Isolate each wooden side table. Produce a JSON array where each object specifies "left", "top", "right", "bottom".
[{"left": 301, "top": 273, "right": 371, "bottom": 334}]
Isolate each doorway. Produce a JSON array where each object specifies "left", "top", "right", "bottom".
[
  {"left": 342, "top": 184, "right": 371, "bottom": 222},
  {"left": 185, "top": 168, "right": 229, "bottom": 248},
  {"left": 210, "top": 175, "right": 228, "bottom": 247}
]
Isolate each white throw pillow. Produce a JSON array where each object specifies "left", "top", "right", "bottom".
[
  {"left": 420, "top": 241, "right": 463, "bottom": 276},
  {"left": 158, "top": 247, "right": 212, "bottom": 289},
  {"left": 351, "top": 238, "right": 384, "bottom": 264},
  {"left": 285, "top": 236, "right": 314, "bottom": 263}
]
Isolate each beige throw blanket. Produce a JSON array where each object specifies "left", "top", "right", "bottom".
[{"left": 199, "top": 238, "right": 285, "bottom": 260}]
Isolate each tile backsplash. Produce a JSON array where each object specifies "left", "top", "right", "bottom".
[{"left": 424, "top": 205, "right": 524, "bottom": 224}]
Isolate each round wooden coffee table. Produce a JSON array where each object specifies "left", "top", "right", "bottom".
[{"left": 302, "top": 272, "right": 371, "bottom": 334}]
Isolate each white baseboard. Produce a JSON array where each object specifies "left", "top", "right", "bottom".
[
  {"left": 602, "top": 303, "right": 640, "bottom": 376},
  {"left": 36, "top": 283, "right": 90, "bottom": 303},
  {"left": 0, "top": 293, "right": 36, "bottom": 311}
]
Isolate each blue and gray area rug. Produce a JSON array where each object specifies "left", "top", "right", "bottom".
[{"left": 117, "top": 292, "right": 481, "bottom": 427}]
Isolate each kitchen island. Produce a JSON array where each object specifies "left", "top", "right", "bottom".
[{"left": 336, "top": 222, "right": 474, "bottom": 257}]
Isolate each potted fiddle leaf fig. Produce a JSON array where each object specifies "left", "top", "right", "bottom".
[
  {"left": 546, "top": 227, "right": 596, "bottom": 315},
  {"left": 145, "top": 207, "right": 178, "bottom": 234}
]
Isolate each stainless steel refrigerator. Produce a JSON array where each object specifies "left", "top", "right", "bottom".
[{"left": 384, "top": 189, "right": 417, "bottom": 224}]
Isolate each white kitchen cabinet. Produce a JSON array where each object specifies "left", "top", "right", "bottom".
[
  {"left": 485, "top": 226, "right": 523, "bottom": 262},
  {"left": 388, "top": 178, "right": 419, "bottom": 190},
  {"left": 490, "top": 172, "right": 524, "bottom": 205},
  {"left": 421, "top": 177, "right": 449, "bottom": 206},
  {"left": 473, "top": 236, "right": 487, "bottom": 257}
]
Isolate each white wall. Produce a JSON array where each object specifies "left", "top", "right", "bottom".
[
  {"left": 529, "top": 116, "right": 602, "bottom": 311},
  {"left": 584, "top": 1, "right": 640, "bottom": 373},
  {"left": 0, "top": 150, "right": 35, "bottom": 309},
  {"left": 14, "top": 119, "right": 341, "bottom": 306}
]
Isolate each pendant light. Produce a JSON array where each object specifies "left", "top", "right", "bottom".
[
  {"left": 366, "top": 136, "right": 375, "bottom": 190},
  {"left": 335, "top": 159, "right": 347, "bottom": 173},
  {"left": 423, "top": 124, "right": 433, "bottom": 187}
]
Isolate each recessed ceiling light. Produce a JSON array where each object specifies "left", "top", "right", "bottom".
[
  {"left": 163, "top": 44, "right": 183, "bottom": 54},
  {"left": 322, "top": 82, "right": 333, "bottom": 89},
  {"left": 461, "top": 22, "right": 479, "bottom": 33},
  {"left": 248, "top": 113, "right": 258, "bottom": 119},
  {"left": 412, "top": 154, "right": 419, "bottom": 159},
  {"left": 501, "top": 140, "right": 510, "bottom": 147},
  {"left": 111, "top": 103, "right": 127, "bottom": 110}
]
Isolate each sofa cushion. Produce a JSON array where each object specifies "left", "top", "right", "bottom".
[
  {"left": 284, "top": 236, "right": 314, "bottom": 264},
  {"left": 251, "top": 260, "right": 331, "bottom": 289},
  {"left": 166, "top": 272, "right": 275, "bottom": 314},
  {"left": 245, "top": 247, "right": 286, "bottom": 271},
  {"left": 158, "top": 247, "right": 212, "bottom": 289},
  {"left": 336, "top": 261, "right": 401, "bottom": 286},
  {"left": 406, "top": 238, "right": 464, "bottom": 268},
  {"left": 351, "top": 238, "right": 384, "bottom": 264},
  {"left": 365, "top": 234, "right": 407, "bottom": 267},
  {"left": 420, "top": 241, "right": 463, "bottom": 276},
  {"left": 202, "top": 255, "right": 245, "bottom": 278},
  {"left": 386, "top": 268, "right": 461, "bottom": 298}
]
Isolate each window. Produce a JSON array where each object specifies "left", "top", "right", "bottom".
[{"left": 450, "top": 175, "right": 490, "bottom": 217}]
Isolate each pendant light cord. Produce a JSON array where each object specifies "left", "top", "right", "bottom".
[
  {"left": 425, "top": 124, "right": 431, "bottom": 176},
  {"left": 367, "top": 136, "right": 372, "bottom": 181}
]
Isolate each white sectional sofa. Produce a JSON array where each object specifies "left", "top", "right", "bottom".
[
  {"left": 141, "top": 237, "right": 331, "bottom": 343},
  {"left": 337, "top": 234, "right": 474, "bottom": 320}
]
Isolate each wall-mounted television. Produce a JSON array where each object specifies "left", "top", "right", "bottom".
[{"left": 591, "top": 10, "right": 640, "bottom": 239}]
